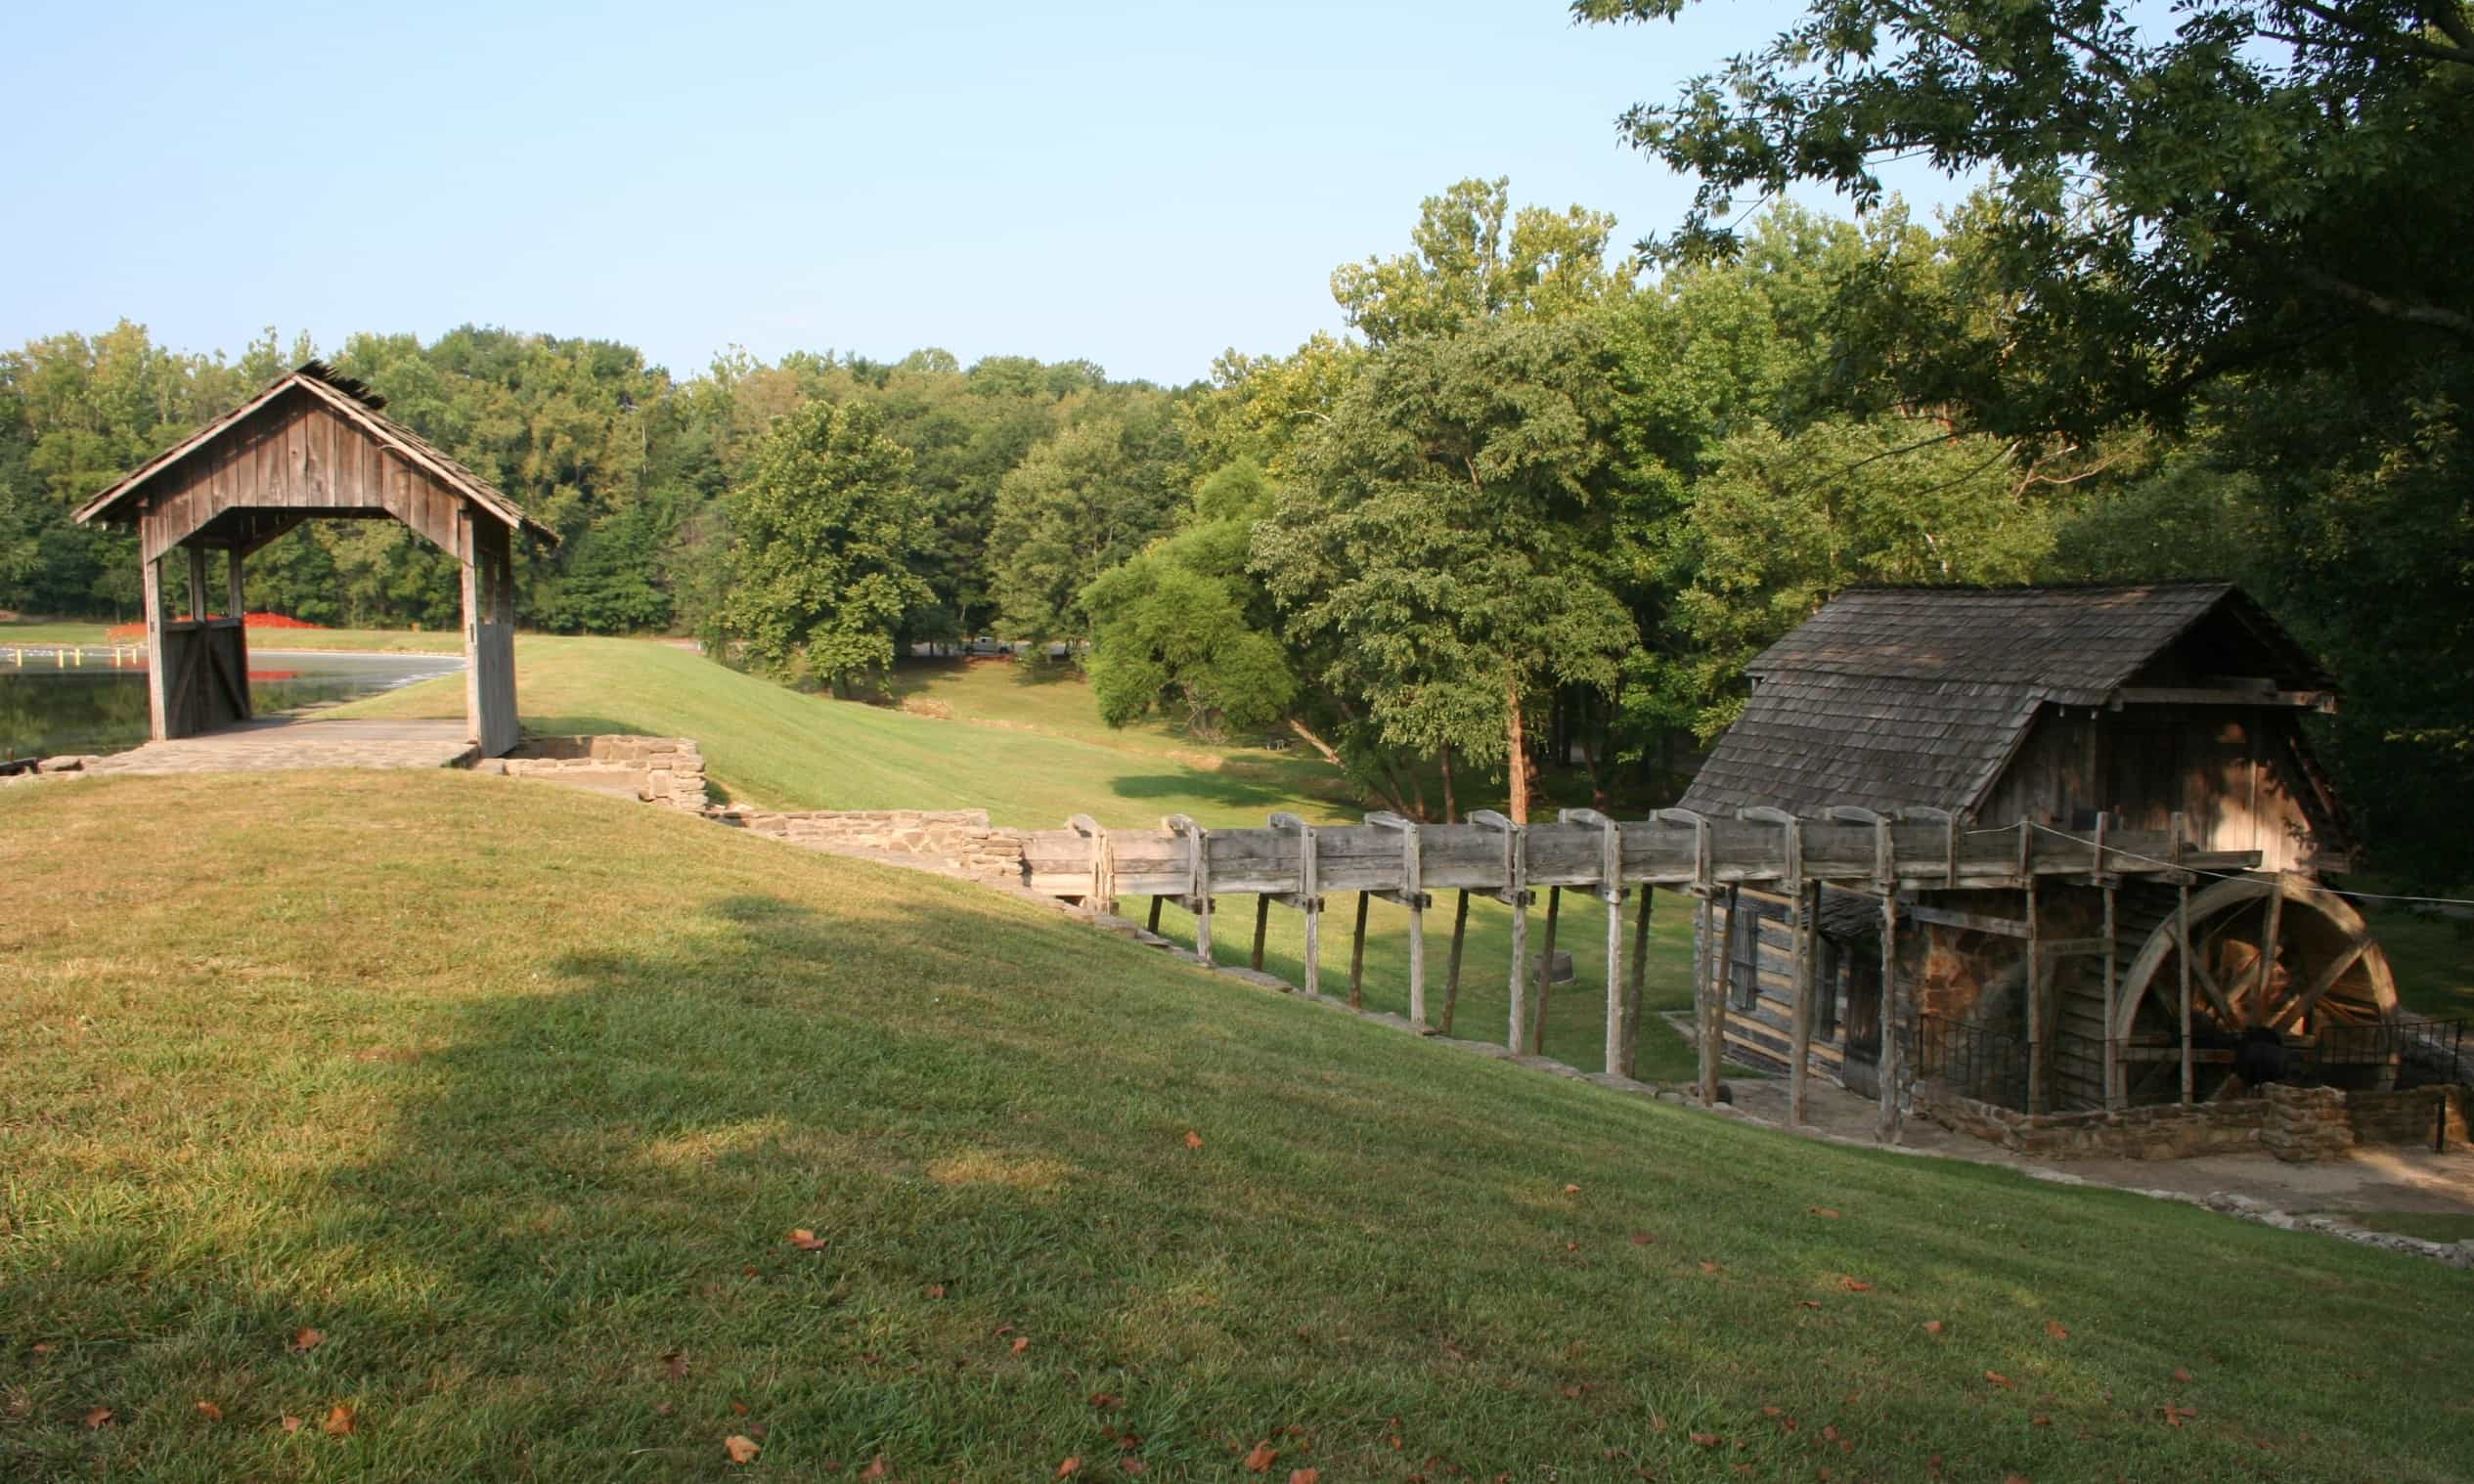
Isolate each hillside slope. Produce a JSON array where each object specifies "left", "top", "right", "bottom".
[
  {"left": 331, "top": 638, "right": 1353, "bottom": 826},
  {"left": 3, "top": 772, "right": 2468, "bottom": 1481}
]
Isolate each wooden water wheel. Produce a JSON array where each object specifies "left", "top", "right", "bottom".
[{"left": 2107, "top": 874, "right": 2397, "bottom": 1097}]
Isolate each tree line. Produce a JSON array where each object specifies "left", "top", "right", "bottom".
[{"left": 5, "top": 0, "right": 2466, "bottom": 885}]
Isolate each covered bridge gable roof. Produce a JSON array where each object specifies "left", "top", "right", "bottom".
[
  {"left": 1679, "top": 583, "right": 2335, "bottom": 821},
  {"left": 72, "top": 361, "right": 556, "bottom": 545}
]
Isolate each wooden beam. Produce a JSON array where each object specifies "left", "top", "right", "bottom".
[
  {"left": 1473, "top": 810, "right": 1525, "bottom": 1054},
  {"left": 2179, "top": 883, "right": 2195, "bottom": 1107},
  {"left": 141, "top": 553, "right": 167, "bottom": 741},
  {"left": 1623, "top": 888, "right": 1652, "bottom": 1079},
  {"left": 2026, "top": 879, "right": 2045, "bottom": 1114},
  {"left": 1368, "top": 812, "right": 1424, "bottom": 1027},
  {"left": 1902, "top": 902, "right": 2032, "bottom": 938},
  {"left": 1347, "top": 891, "right": 1370, "bottom": 1010},
  {"left": 2112, "top": 685, "right": 2336, "bottom": 713},
  {"left": 2101, "top": 881, "right": 2121, "bottom": 1111},
  {"left": 1442, "top": 890, "right": 1471, "bottom": 1035},
  {"left": 1533, "top": 885, "right": 1562, "bottom": 1054},
  {"left": 1789, "top": 879, "right": 1816, "bottom": 1125}
]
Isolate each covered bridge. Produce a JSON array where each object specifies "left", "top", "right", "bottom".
[
  {"left": 72, "top": 363, "right": 554, "bottom": 756},
  {"left": 1680, "top": 583, "right": 2408, "bottom": 1120}
]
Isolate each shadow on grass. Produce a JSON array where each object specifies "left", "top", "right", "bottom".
[{"left": 1108, "top": 769, "right": 1338, "bottom": 813}]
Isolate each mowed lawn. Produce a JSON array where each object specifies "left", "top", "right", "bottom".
[{"left": 3, "top": 773, "right": 2470, "bottom": 1481}]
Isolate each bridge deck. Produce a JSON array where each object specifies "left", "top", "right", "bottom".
[{"left": 81, "top": 718, "right": 473, "bottom": 776}]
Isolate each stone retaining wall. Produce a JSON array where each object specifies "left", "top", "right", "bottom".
[
  {"left": 710, "top": 807, "right": 1027, "bottom": 884},
  {"left": 1919, "top": 1080, "right": 2470, "bottom": 1161},
  {"left": 490, "top": 735, "right": 709, "bottom": 811}
]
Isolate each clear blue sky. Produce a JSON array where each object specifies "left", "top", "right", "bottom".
[{"left": 4, "top": 1, "right": 1963, "bottom": 385}]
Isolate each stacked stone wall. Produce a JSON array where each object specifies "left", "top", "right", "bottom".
[
  {"left": 1921, "top": 1079, "right": 2470, "bottom": 1161},
  {"left": 493, "top": 735, "right": 709, "bottom": 811},
  {"left": 711, "top": 807, "right": 1026, "bottom": 885}
]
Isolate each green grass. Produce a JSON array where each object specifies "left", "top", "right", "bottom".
[
  {"left": 2362, "top": 908, "right": 2474, "bottom": 1021},
  {"left": 2340, "top": 1211, "right": 2474, "bottom": 1244},
  {"left": 334, "top": 640, "right": 1360, "bottom": 827},
  {"left": 333, "top": 640, "right": 1704, "bottom": 1074},
  {"left": 0, "top": 619, "right": 464, "bottom": 654},
  {"left": 4, "top": 772, "right": 2470, "bottom": 1482}
]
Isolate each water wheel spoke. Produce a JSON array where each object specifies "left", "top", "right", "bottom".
[
  {"left": 2271, "top": 928, "right": 2374, "bottom": 1033},
  {"left": 2187, "top": 950, "right": 2238, "bottom": 1026}
]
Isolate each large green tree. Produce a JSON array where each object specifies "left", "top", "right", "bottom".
[
  {"left": 718, "top": 401, "right": 932, "bottom": 693},
  {"left": 1080, "top": 458, "right": 1296, "bottom": 741},
  {"left": 1257, "top": 318, "right": 1639, "bottom": 822},
  {"left": 1581, "top": 0, "right": 2474, "bottom": 881}
]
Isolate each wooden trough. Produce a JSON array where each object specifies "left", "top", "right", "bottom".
[{"left": 1014, "top": 806, "right": 2266, "bottom": 1137}]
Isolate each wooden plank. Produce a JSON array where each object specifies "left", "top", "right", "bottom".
[
  {"left": 2114, "top": 685, "right": 2335, "bottom": 711},
  {"left": 141, "top": 553, "right": 167, "bottom": 740}
]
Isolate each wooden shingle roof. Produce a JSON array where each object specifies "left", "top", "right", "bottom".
[{"left": 1679, "top": 583, "right": 2332, "bottom": 820}]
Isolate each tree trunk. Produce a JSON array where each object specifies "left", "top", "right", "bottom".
[{"left": 1440, "top": 742, "right": 1458, "bottom": 824}]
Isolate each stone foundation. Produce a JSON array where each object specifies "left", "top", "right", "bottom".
[
  {"left": 1919, "top": 1080, "right": 2470, "bottom": 1161},
  {"left": 710, "top": 807, "right": 1027, "bottom": 885},
  {"left": 487, "top": 735, "right": 709, "bottom": 811}
]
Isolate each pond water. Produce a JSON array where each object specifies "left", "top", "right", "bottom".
[{"left": 0, "top": 648, "right": 464, "bottom": 762}]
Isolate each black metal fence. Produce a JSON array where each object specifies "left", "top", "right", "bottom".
[{"left": 1918, "top": 1015, "right": 2028, "bottom": 1110}]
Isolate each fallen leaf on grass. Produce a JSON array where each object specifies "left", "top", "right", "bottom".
[
  {"left": 2171, "top": 1368, "right": 2193, "bottom": 1383},
  {"left": 730, "top": 1402, "right": 750, "bottom": 1417},
  {"left": 1699, "top": 1261, "right": 1723, "bottom": 1275},
  {"left": 2046, "top": 1320, "right": 2070, "bottom": 1340},
  {"left": 1184, "top": 1130, "right": 1204, "bottom": 1150},
  {"left": 1290, "top": 1471, "right": 1321, "bottom": 1484},
  {"left": 725, "top": 1434, "right": 762, "bottom": 1464},
  {"left": 323, "top": 1403, "right": 357, "bottom": 1436},
  {"left": 282, "top": 1416, "right": 303, "bottom": 1433},
  {"left": 1563, "top": 1183, "right": 1581, "bottom": 1195},
  {"left": 861, "top": 1455, "right": 891, "bottom": 1481},
  {"left": 2032, "top": 1414, "right": 2051, "bottom": 1426},
  {"left": 1807, "top": 1206, "right": 1840, "bottom": 1219},
  {"left": 662, "top": 1350, "right": 688, "bottom": 1381},
  {"left": 1797, "top": 1299, "right": 1823, "bottom": 1310},
  {"left": 289, "top": 1328, "right": 325, "bottom": 1354},
  {"left": 82, "top": 1407, "right": 113, "bottom": 1429},
  {"left": 1986, "top": 1372, "right": 2015, "bottom": 1389},
  {"left": 1089, "top": 1392, "right": 1121, "bottom": 1409},
  {"left": 1688, "top": 1432, "right": 1720, "bottom": 1448},
  {"left": 1244, "top": 1440, "right": 1279, "bottom": 1471},
  {"left": 1922, "top": 1320, "right": 1945, "bottom": 1336},
  {"left": 195, "top": 1400, "right": 223, "bottom": 1421},
  {"left": 30, "top": 1343, "right": 54, "bottom": 1356},
  {"left": 926, "top": 1285, "right": 947, "bottom": 1299},
  {"left": 1056, "top": 1457, "right": 1082, "bottom": 1477},
  {"left": 2162, "top": 1403, "right": 2199, "bottom": 1428},
  {"left": 786, "top": 1228, "right": 830, "bottom": 1251},
  {"left": 1010, "top": 1336, "right": 1031, "bottom": 1355},
  {"left": 1836, "top": 1276, "right": 1873, "bottom": 1292},
  {"left": 1628, "top": 1232, "right": 1654, "bottom": 1245}
]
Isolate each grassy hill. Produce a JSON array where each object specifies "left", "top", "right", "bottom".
[
  {"left": 3, "top": 772, "right": 2469, "bottom": 1481},
  {"left": 332, "top": 640, "right": 1704, "bottom": 1076}
]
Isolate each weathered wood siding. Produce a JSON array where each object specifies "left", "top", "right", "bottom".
[
  {"left": 1974, "top": 708, "right": 2337, "bottom": 871},
  {"left": 134, "top": 387, "right": 473, "bottom": 562}
]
